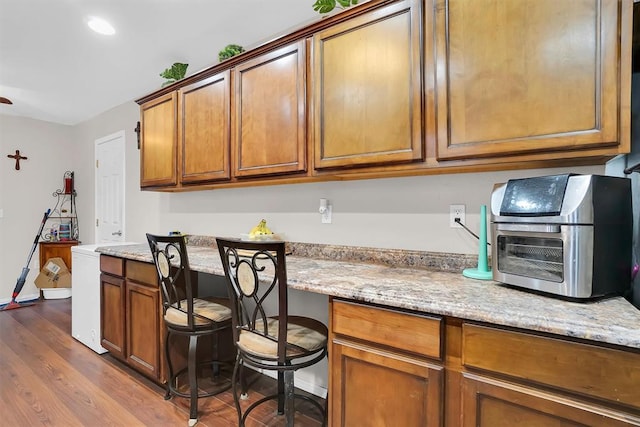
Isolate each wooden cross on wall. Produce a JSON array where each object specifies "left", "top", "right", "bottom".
[{"left": 7, "top": 150, "right": 27, "bottom": 170}]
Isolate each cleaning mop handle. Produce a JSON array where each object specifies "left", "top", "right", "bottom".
[
  {"left": 32, "top": 209, "right": 51, "bottom": 243},
  {"left": 24, "top": 209, "right": 51, "bottom": 266}
]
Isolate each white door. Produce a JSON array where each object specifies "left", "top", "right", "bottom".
[{"left": 95, "top": 131, "right": 125, "bottom": 243}]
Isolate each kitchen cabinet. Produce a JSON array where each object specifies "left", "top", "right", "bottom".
[
  {"left": 461, "top": 375, "right": 637, "bottom": 426},
  {"left": 179, "top": 71, "right": 231, "bottom": 184},
  {"left": 233, "top": 41, "right": 307, "bottom": 178},
  {"left": 140, "top": 92, "right": 177, "bottom": 187},
  {"left": 124, "top": 260, "right": 160, "bottom": 379},
  {"left": 39, "top": 241, "right": 78, "bottom": 271},
  {"left": 100, "top": 256, "right": 125, "bottom": 358},
  {"left": 330, "top": 299, "right": 640, "bottom": 426},
  {"left": 313, "top": 0, "right": 423, "bottom": 170},
  {"left": 100, "top": 255, "right": 162, "bottom": 381},
  {"left": 140, "top": 71, "right": 232, "bottom": 188},
  {"left": 329, "top": 299, "right": 444, "bottom": 426},
  {"left": 459, "top": 323, "right": 640, "bottom": 425},
  {"left": 135, "top": 0, "right": 632, "bottom": 191},
  {"left": 432, "top": 0, "right": 631, "bottom": 161}
]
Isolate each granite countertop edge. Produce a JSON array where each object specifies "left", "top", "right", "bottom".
[{"left": 94, "top": 242, "right": 640, "bottom": 351}]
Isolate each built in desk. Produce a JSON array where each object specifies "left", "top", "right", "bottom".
[{"left": 96, "top": 240, "right": 640, "bottom": 425}]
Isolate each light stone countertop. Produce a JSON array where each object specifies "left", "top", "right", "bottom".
[{"left": 95, "top": 243, "right": 640, "bottom": 351}]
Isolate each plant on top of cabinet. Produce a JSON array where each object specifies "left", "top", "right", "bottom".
[
  {"left": 313, "top": 0, "right": 358, "bottom": 14},
  {"left": 218, "top": 44, "right": 244, "bottom": 62},
  {"left": 159, "top": 62, "right": 188, "bottom": 87}
]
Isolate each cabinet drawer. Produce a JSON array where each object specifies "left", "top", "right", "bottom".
[
  {"left": 332, "top": 300, "right": 442, "bottom": 360},
  {"left": 100, "top": 255, "right": 124, "bottom": 276},
  {"left": 462, "top": 323, "right": 640, "bottom": 410},
  {"left": 126, "top": 260, "right": 158, "bottom": 286}
]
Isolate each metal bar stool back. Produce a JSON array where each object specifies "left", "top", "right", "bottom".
[
  {"left": 216, "top": 237, "right": 328, "bottom": 427},
  {"left": 147, "top": 233, "right": 232, "bottom": 426}
]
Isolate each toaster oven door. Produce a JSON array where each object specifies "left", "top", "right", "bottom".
[
  {"left": 492, "top": 223, "right": 594, "bottom": 298},
  {"left": 497, "top": 235, "right": 564, "bottom": 283}
]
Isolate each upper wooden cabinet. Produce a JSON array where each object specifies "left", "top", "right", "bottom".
[
  {"left": 234, "top": 41, "right": 307, "bottom": 178},
  {"left": 313, "top": 0, "right": 424, "bottom": 170},
  {"left": 432, "top": 0, "right": 631, "bottom": 160},
  {"left": 179, "top": 71, "right": 231, "bottom": 184},
  {"left": 140, "top": 92, "right": 177, "bottom": 187},
  {"left": 135, "top": 0, "right": 632, "bottom": 191}
]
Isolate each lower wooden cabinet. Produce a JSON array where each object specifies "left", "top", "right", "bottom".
[
  {"left": 124, "top": 266, "right": 160, "bottom": 378},
  {"left": 330, "top": 299, "right": 640, "bottom": 427},
  {"left": 100, "top": 256, "right": 161, "bottom": 381},
  {"left": 330, "top": 299, "right": 444, "bottom": 426},
  {"left": 100, "top": 270, "right": 125, "bottom": 357},
  {"left": 462, "top": 374, "right": 639, "bottom": 427},
  {"left": 331, "top": 338, "right": 443, "bottom": 426},
  {"left": 461, "top": 323, "right": 640, "bottom": 411}
]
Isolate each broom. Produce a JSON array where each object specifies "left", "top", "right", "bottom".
[{"left": 0, "top": 209, "right": 51, "bottom": 311}]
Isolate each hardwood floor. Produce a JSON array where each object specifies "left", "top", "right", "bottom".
[{"left": 0, "top": 298, "right": 325, "bottom": 426}]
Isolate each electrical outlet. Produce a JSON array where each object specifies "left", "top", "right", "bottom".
[{"left": 450, "top": 204, "right": 465, "bottom": 228}]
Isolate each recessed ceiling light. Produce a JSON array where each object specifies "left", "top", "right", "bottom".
[{"left": 87, "top": 17, "right": 115, "bottom": 36}]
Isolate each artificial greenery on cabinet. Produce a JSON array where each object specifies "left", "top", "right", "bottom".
[{"left": 313, "top": 0, "right": 359, "bottom": 14}]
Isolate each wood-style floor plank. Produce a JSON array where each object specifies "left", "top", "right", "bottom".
[
  {"left": 0, "top": 339, "right": 81, "bottom": 426},
  {"left": 6, "top": 305, "right": 188, "bottom": 426},
  {"left": 0, "top": 313, "right": 152, "bottom": 425},
  {"left": 0, "top": 298, "right": 325, "bottom": 426}
]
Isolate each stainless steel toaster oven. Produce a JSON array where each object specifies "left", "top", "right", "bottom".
[{"left": 490, "top": 174, "right": 632, "bottom": 299}]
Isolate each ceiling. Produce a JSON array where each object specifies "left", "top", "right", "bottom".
[{"left": 0, "top": 0, "right": 320, "bottom": 125}]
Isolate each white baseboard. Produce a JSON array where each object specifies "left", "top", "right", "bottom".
[
  {"left": 245, "top": 365, "right": 328, "bottom": 399},
  {"left": 0, "top": 293, "right": 40, "bottom": 306}
]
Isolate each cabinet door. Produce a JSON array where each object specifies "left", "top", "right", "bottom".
[
  {"left": 234, "top": 41, "right": 307, "bottom": 178},
  {"left": 313, "top": 0, "right": 423, "bottom": 170},
  {"left": 179, "top": 71, "right": 231, "bottom": 184},
  {"left": 100, "top": 273, "right": 125, "bottom": 358},
  {"left": 126, "top": 280, "right": 160, "bottom": 380},
  {"left": 140, "top": 92, "right": 178, "bottom": 187},
  {"left": 330, "top": 338, "right": 443, "bottom": 427},
  {"left": 461, "top": 374, "right": 640, "bottom": 426},
  {"left": 433, "top": 0, "right": 629, "bottom": 160},
  {"left": 39, "top": 241, "right": 78, "bottom": 271}
]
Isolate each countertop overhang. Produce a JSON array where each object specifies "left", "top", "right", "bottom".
[{"left": 95, "top": 242, "right": 640, "bottom": 350}]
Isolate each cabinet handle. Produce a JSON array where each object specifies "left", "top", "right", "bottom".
[{"left": 112, "top": 231, "right": 122, "bottom": 236}]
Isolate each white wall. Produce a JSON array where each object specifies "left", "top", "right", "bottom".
[{"left": 0, "top": 115, "right": 74, "bottom": 302}]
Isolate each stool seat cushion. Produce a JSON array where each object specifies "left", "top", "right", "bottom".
[
  {"left": 165, "top": 298, "right": 231, "bottom": 326},
  {"left": 238, "top": 317, "right": 327, "bottom": 359}
]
